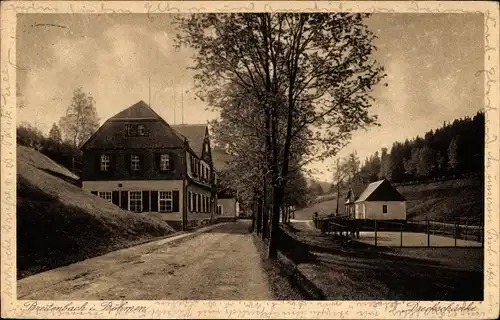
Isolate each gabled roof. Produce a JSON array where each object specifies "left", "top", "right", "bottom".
[
  {"left": 345, "top": 179, "right": 367, "bottom": 204},
  {"left": 80, "top": 100, "right": 185, "bottom": 150},
  {"left": 109, "top": 100, "right": 162, "bottom": 120},
  {"left": 171, "top": 124, "right": 208, "bottom": 157},
  {"left": 211, "top": 148, "right": 232, "bottom": 172},
  {"left": 355, "top": 179, "right": 406, "bottom": 203}
]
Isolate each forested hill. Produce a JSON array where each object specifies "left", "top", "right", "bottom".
[{"left": 358, "top": 111, "right": 484, "bottom": 184}]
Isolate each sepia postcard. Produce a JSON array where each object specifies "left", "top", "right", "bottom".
[{"left": 1, "top": 1, "right": 499, "bottom": 319}]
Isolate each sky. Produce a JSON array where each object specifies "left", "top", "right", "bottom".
[{"left": 17, "top": 13, "right": 484, "bottom": 181}]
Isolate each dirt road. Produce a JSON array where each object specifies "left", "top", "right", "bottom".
[{"left": 17, "top": 220, "right": 272, "bottom": 300}]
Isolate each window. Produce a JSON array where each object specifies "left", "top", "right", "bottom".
[
  {"left": 193, "top": 193, "right": 198, "bottom": 212},
  {"left": 202, "top": 195, "right": 206, "bottom": 212},
  {"left": 382, "top": 205, "right": 388, "bottom": 214},
  {"left": 131, "top": 154, "right": 140, "bottom": 171},
  {"left": 138, "top": 124, "right": 146, "bottom": 136},
  {"left": 98, "top": 191, "right": 112, "bottom": 202},
  {"left": 160, "top": 154, "right": 170, "bottom": 171},
  {"left": 217, "top": 205, "right": 223, "bottom": 215},
  {"left": 159, "top": 191, "right": 173, "bottom": 212},
  {"left": 129, "top": 191, "right": 143, "bottom": 212},
  {"left": 100, "top": 154, "right": 110, "bottom": 171},
  {"left": 188, "top": 191, "right": 193, "bottom": 212},
  {"left": 126, "top": 124, "right": 137, "bottom": 136},
  {"left": 197, "top": 194, "right": 202, "bottom": 212}
]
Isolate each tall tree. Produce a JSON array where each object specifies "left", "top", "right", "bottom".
[
  {"left": 59, "top": 87, "right": 100, "bottom": 148},
  {"left": 176, "top": 13, "right": 385, "bottom": 259},
  {"left": 48, "top": 123, "right": 62, "bottom": 143},
  {"left": 416, "top": 144, "right": 435, "bottom": 179},
  {"left": 448, "top": 136, "right": 460, "bottom": 175},
  {"left": 378, "top": 147, "right": 389, "bottom": 179}
]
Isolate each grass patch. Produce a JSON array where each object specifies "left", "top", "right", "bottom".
[
  {"left": 252, "top": 233, "right": 326, "bottom": 300},
  {"left": 277, "top": 223, "right": 483, "bottom": 300},
  {"left": 252, "top": 234, "right": 305, "bottom": 300}
]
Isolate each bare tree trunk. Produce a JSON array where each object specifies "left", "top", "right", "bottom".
[
  {"left": 256, "top": 198, "right": 263, "bottom": 235},
  {"left": 267, "top": 185, "right": 283, "bottom": 259}
]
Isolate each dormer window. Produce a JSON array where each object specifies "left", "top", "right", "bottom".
[
  {"left": 130, "top": 154, "right": 140, "bottom": 171},
  {"left": 138, "top": 124, "right": 146, "bottom": 136},
  {"left": 160, "top": 154, "right": 170, "bottom": 171},
  {"left": 126, "top": 124, "right": 137, "bottom": 136},
  {"left": 100, "top": 154, "right": 110, "bottom": 171}
]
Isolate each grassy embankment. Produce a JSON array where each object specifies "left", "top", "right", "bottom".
[{"left": 17, "top": 145, "right": 177, "bottom": 279}]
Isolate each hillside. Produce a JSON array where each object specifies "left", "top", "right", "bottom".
[
  {"left": 17, "top": 145, "right": 175, "bottom": 279},
  {"left": 294, "top": 177, "right": 484, "bottom": 224},
  {"left": 305, "top": 177, "right": 331, "bottom": 193}
]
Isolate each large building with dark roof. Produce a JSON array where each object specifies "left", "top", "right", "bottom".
[
  {"left": 345, "top": 179, "right": 407, "bottom": 220},
  {"left": 80, "top": 100, "right": 216, "bottom": 219}
]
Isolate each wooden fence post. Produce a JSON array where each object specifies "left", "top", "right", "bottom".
[
  {"left": 454, "top": 222, "right": 457, "bottom": 247},
  {"left": 481, "top": 223, "right": 484, "bottom": 248},
  {"left": 426, "top": 218, "right": 430, "bottom": 247},
  {"left": 464, "top": 220, "right": 468, "bottom": 242},
  {"left": 400, "top": 223, "right": 403, "bottom": 247}
]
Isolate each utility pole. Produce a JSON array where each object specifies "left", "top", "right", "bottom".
[
  {"left": 181, "top": 80, "right": 184, "bottom": 124},
  {"left": 173, "top": 87, "right": 176, "bottom": 125},
  {"left": 336, "top": 158, "right": 340, "bottom": 215}
]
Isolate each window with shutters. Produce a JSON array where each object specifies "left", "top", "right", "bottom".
[
  {"left": 129, "top": 191, "right": 143, "bottom": 212},
  {"left": 98, "top": 191, "right": 112, "bottom": 202},
  {"left": 100, "top": 154, "right": 110, "bottom": 171},
  {"left": 131, "top": 154, "right": 140, "bottom": 171},
  {"left": 159, "top": 191, "right": 173, "bottom": 212},
  {"left": 188, "top": 191, "right": 192, "bottom": 212},
  {"left": 160, "top": 154, "right": 170, "bottom": 171},
  {"left": 193, "top": 192, "right": 197, "bottom": 212}
]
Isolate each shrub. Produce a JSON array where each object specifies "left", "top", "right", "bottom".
[{"left": 17, "top": 125, "right": 82, "bottom": 173}]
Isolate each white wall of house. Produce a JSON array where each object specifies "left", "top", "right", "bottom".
[
  {"left": 82, "top": 180, "right": 184, "bottom": 214},
  {"left": 217, "top": 198, "right": 239, "bottom": 217},
  {"left": 354, "top": 203, "right": 363, "bottom": 219},
  {"left": 356, "top": 201, "right": 406, "bottom": 220},
  {"left": 187, "top": 183, "right": 213, "bottom": 214}
]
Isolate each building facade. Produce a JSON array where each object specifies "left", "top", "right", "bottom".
[
  {"left": 352, "top": 179, "right": 407, "bottom": 220},
  {"left": 80, "top": 101, "right": 216, "bottom": 219}
]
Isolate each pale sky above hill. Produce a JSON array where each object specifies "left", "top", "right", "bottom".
[{"left": 17, "top": 13, "right": 484, "bottom": 181}]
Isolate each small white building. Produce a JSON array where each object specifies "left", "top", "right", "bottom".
[
  {"left": 217, "top": 197, "right": 239, "bottom": 218},
  {"left": 346, "top": 179, "right": 406, "bottom": 220}
]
